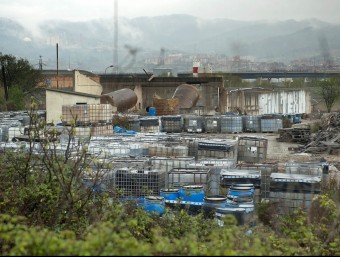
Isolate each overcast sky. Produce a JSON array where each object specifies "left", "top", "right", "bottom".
[{"left": 1, "top": 0, "right": 340, "bottom": 29}]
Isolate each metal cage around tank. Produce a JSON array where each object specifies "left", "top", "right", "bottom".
[
  {"left": 139, "top": 117, "right": 160, "bottom": 133},
  {"left": 236, "top": 162, "right": 278, "bottom": 200},
  {"left": 160, "top": 115, "right": 183, "bottom": 133},
  {"left": 260, "top": 115, "right": 283, "bottom": 132},
  {"left": 127, "top": 116, "right": 141, "bottom": 132},
  {"left": 102, "top": 167, "right": 166, "bottom": 198},
  {"left": 237, "top": 136, "right": 268, "bottom": 164},
  {"left": 203, "top": 115, "right": 221, "bottom": 133},
  {"left": 284, "top": 161, "right": 329, "bottom": 179},
  {"left": 187, "top": 139, "right": 239, "bottom": 162},
  {"left": 242, "top": 115, "right": 262, "bottom": 132},
  {"left": 220, "top": 115, "right": 243, "bottom": 133},
  {"left": 219, "top": 169, "right": 262, "bottom": 203},
  {"left": 269, "top": 173, "right": 321, "bottom": 215},
  {"left": 183, "top": 115, "right": 204, "bottom": 133},
  {"left": 166, "top": 167, "right": 211, "bottom": 190}
]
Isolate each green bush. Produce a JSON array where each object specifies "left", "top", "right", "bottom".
[
  {"left": 7, "top": 85, "right": 26, "bottom": 111},
  {"left": 1, "top": 101, "right": 340, "bottom": 255}
]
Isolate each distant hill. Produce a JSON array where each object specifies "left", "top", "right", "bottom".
[{"left": 1, "top": 15, "right": 340, "bottom": 73}]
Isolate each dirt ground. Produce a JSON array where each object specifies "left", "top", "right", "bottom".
[{"left": 253, "top": 126, "right": 340, "bottom": 175}]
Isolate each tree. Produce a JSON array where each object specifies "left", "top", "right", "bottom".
[
  {"left": 7, "top": 85, "right": 26, "bottom": 110},
  {"left": 289, "top": 78, "right": 305, "bottom": 88},
  {"left": 223, "top": 74, "right": 243, "bottom": 88},
  {"left": 318, "top": 77, "right": 340, "bottom": 112},
  {"left": 0, "top": 99, "right": 111, "bottom": 233},
  {"left": 0, "top": 53, "right": 43, "bottom": 108}
]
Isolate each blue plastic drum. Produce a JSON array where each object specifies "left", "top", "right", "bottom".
[
  {"left": 143, "top": 196, "right": 165, "bottom": 215},
  {"left": 202, "top": 195, "right": 228, "bottom": 218},
  {"left": 215, "top": 206, "right": 248, "bottom": 226},
  {"left": 230, "top": 184, "right": 255, "bottom": 194},
  {"left": 149, "top": 107, "right": 156, "bottom": 116},
  {"left": 227, "top": 184, "right": 255, "bottom": 204},
  {"left": 160, "top": 188, "right": 180, "bottom": 201},
  {"left": 179, "top": 185, "right": 205, "bottom": 203}
]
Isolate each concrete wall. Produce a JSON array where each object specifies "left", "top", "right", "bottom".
[
  {"left": 258, "top": 90, "right": 311, "bottom": 114},
  {"left": 40, "top": 70, "right": 100, "bottom": 90},
  {"left": 74, "top": 70, "right": 102, "bottom": 95},
  {"left": 46, "top": 90, "right": 100, "bottom": 124},
  {"left": 100, "top": 76, "right": 224, "bottom": 114},
  {"left": 133, "top": 84, "right": 143, "bottom": 110},
  {"left": 227, "top": 88, "right": 312, "bottom": 115},
  {"left": 42, "top": 75, "right": 73, "bottom": 89}
]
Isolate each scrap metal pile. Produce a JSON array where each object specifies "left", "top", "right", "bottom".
[
  {"left": 277, "top": 127, "right": 311, "bottom": 143},
  {"left": 298, "top": 112, "right": 340, "bottom": 154}
]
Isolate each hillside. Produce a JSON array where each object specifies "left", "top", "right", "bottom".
[{"left": 1, "top": 15, "right": 340, "bottom": 72}]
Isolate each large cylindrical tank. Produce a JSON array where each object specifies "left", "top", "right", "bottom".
[
  {"left": 101, "top": 88, "right": 137, "bottom": 112},
  {"left": 172, "top": 84, "right": 200, "bottom": 109}
]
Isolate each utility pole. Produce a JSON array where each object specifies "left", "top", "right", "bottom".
[
  {"left": 39, "top": 55, "right": 43, "bottom": 70},
  {"left": 114, "top": 0, "right": 118, "bottom": 74},
  {"left": 38, "top": 55, "right": 47, "bottom": 71},
  {"left": 56, "top": 43, "right": 59, "bottom": 89}
]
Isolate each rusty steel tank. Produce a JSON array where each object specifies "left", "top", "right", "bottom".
[
  {"left": 172, "top": 84, "right": 200, "bottom": 109},
  {"left": 100, "top": 88, "right": 138, "bottom": 112}
]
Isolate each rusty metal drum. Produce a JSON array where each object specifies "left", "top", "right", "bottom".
[
  {"left": 101, "top": 88, "right": 137, "bottom": 112},
  {"left": 172, "top": 84, "right": 199, "bottom": 109}
]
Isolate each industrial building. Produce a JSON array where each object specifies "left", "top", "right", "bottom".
[
  {"left": 42, "top": 67, "right": 313, "bottom": 121},
  {"left": 15, "top": 64, "right": 326, "bottom": 218}
]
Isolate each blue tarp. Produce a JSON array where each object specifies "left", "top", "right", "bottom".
[{"left": 113, "top": 125, "right": 137, "bottom": 135}]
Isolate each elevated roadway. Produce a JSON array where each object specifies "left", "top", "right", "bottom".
[{"left": 222, "top": 71, "right": 340, "bottom": 79}]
